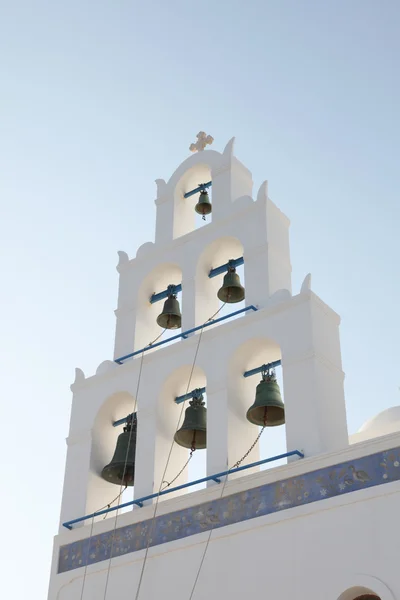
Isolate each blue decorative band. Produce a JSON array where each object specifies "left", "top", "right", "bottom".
[{"left": 58, "top": 445, "right": 400, "bottom": 573}]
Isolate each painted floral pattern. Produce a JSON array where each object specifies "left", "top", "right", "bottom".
[{"left": 58, "top": 446, "right": 400, "bottom": 573}]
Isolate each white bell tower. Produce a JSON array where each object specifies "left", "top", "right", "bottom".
[{"left": 48, "top": 135, "right": 352, "bottom": 600}]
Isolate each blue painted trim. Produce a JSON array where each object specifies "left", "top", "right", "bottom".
[
  {"left": 150, "top": 284, "right": 182, "bottom": 304},
  {"left": 59, "top": 445, "right": 400, "bottom": 573},
  {"left": 208, "top": 256, "right": 244, "bottom": 279},
  {"left": 114, "top": 305, "right": 258, "bottom": 364},
  {"left": 183, "top": 181, "right": 212, "bottom": 199},
  {"left": 243, "top": 360, "right": 282, "bottom": 378},
  {"left": 175, "top": 387, "right": 206, "bottom": 404},
  {"left": 62, "top": 450, "right": 303, "bottom": 530}
]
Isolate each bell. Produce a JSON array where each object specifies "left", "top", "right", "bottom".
[
  {"left": 174, "top": 394, "right": 207, "bottom": 450},
  {"left": 217, "top": 266, "right": 245, "bottom": 303},
  {"left": 101, "top": 415, "right": 137, "bottom": 486},
  {"left": 195, "top": 190, "right": 212, "bottom": 218},
  {"left": 156, "top": 294, "right": 182, "bottom": 329},
  {"left": 246, "top": 374, "right": 285, "bottom": 427}
]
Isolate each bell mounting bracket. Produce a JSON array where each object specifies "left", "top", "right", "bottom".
[
  {"left": 184, "top": 181, "right": 212, "bottom": 199},
  {"left": 113, "top": 411, "right": 137, "bottom": 428},
  {"left": 243, "top": 359, "right": 282, "bottom": 378},
  {"left": 208, "top": 256, "right": 244, "bottom": 279},
  {"left": 149, "top": 257, "right": 245, "bottom": 305},
  {"left": 150, "top": 283, "right": 182, "bottom": 304},
  {"left": 175, "top": 387, "right": 206, "bottom": 405}
]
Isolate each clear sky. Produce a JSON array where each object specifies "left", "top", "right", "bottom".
[{"left": 1, "top": 1, "right": 399, "bottom": 598}]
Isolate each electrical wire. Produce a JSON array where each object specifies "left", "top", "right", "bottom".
[
  {"left": 133, "top": 303, "right": 226, "bottom": 600},
  {"left": 188, "top": 420, "right": 267, "bottom": 599},
  {"left": 78, "top": 484, "right": 128, "bottom": 600},
  {"left": 100, "top": 328, "right": 168, "bottom": 600},
  {"left": 101, "top": 349, "right": 145, "bottom": 600}
]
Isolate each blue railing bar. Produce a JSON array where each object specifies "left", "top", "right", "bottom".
[
  {"left": 208, "top": 256, "right": 244, "bottom": 279},
  {"left": 180, "top": 305, "right": 257, "bottom": 340},
  {"left": 175, "top": 387, "right": 206, "bottom": 404},
  {"left": 184, "top": 181, "right": 212, "bottom": 199},
  {"left": 243, "top": 360, "right": 282, "bottom": 378},
  {"left": 113, "top": 412, "right": 137, "bottom": 427},
  {"left": 62, "top": 450, "right": 304, "bottom": 529},
  {"left": 150, "top": 284, "right": 182, "bottom": 304},
  {"left": 114, "top": 305, "right": 258, "bottom": 364}
]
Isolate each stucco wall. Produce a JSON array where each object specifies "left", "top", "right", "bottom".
[{"left": 49, "top": 433, "right": 400, "bottom": 600}]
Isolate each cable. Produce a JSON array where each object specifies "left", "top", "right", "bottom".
[
  {"left": 78, "top": 326, "right": 172, "bottom": 599},
  {"left": 133, "top": 303, "right": 226, "bottom": 600},
  {"left": 188, "top": 419, "right": 267, "bottom": 600},
  {"left": 78, "top": 484, "right": 127, "bottom": 600},
  {"left": 102, "top": 349, "right": 145, "bottom": 600},
  {"left": 101, "top": 327, "right": 168, "bottom": 600}
]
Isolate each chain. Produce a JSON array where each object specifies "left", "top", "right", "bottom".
[
  {"left": 230, "top": 426, "right": 265, "bottom": 470},
  {"left": 102, "top": 486, "right": 128, "bottom": 519},
  {"left": 161, "top": 450, "right": 194, "bottom": 491},
  {"left": 188, "top": 423, "right": 266, "bottom": 599}
]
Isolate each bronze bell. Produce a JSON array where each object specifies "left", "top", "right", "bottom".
[
  {"left": 156, "top": 294, "right": 182, "bottom": 329},
  {"left": 217, "top": 265, "right": 245, "bottom": 303},
  {"left": 174, "top": 393, "right": 207, "bottom": 450},
  {"left": 246, "top": 373, "right": 285, "bottom": 427},
  {"left": 195, "top": 190, "right": 212, "bottom": 219},
  {"left": 101, "top": 415, "right": 137, "bottom": 486}
]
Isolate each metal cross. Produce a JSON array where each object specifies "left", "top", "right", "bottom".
[{"left": 189, "top": 131, "right": 214, "bottom": 153}]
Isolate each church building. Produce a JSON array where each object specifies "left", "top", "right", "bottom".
[{"left": 47, "top": 134, "right": 400, "bottom": 600}]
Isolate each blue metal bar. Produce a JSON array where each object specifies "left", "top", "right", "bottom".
[
  {"left": 150, "top": 284, "right": 182, "bottom": 304},
  {"left": 180, "top": 305, "right": 256, "bottom": 339},
  {"left": 183, "top": 181, "right": 212, "bottom": 199},
  {"left": 113, "top": 412, "right": 137, "bottom": 427},
  {"left": 208, "top": 256, "right": 244, "bottom": 279},
  {"left": 114, "top": 305, "right": 258, "bottom": 364},
  {"left": 243, "top": 360, "right": 282, "bottom": 378},
  {"left": 175, "top": 387, "right": 206, "bottom": 404},
  {"left": 62, "top": 450, "right": 304, "bottom": 529},
  {"left": 150, "top": 257, "right": 244, "bottom": 303}
]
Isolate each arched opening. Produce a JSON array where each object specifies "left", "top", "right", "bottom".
[
  {"left": 173, "top": 164, "right": 212, "bottom": 238},
  {"left": 91, "top": 391, "right": 137, "bottom": 520},
  {"left": 334, "top": 576, "right": 394, "bottom": 600},
  {"left": 338, "top": 588, "right": 381, "bottom": 600},
  {"left": 156, "top": 364, "right": 208, "bottom": 499},
  {"left": 134, "top": 261, "right": 183, "bottom": 352},
  {"left": 195, "top": 235, "right": 245, "bottom": 329},
  {"left": 227, "top": 336, "right": 286, "bottom": 475}
]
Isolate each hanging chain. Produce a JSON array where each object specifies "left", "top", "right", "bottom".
[
  {"left": 188, "top": 421, "right": 266, "bottom": 600},
  {"left": 161, "top": 450, "right": 194, "bottom": 491},
  {"left": 102, "top": 485, "right": 128, "bottom": 519},
  {"left": 230, "top": 426, "right": 265, "bottom": 471}
]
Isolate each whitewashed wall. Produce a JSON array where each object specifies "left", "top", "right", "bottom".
[
  {"left": 49, "top": 433, "right": 400, "bottom": 600},
  {"left": 48, "top": 139, "right": 364, "bottom": 600}
]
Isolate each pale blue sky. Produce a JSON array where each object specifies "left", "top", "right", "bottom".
[{"left": 1, "top": 1, "right": 399, "bottom": 598}]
